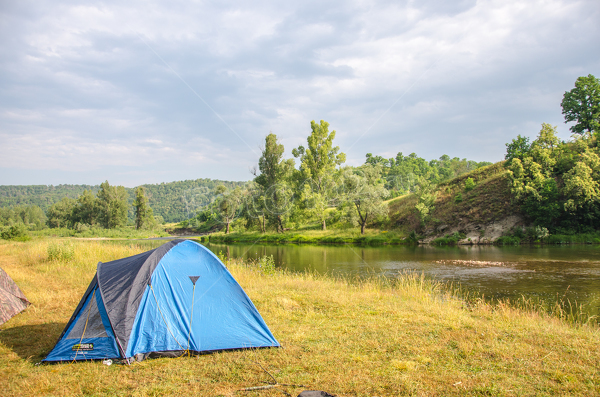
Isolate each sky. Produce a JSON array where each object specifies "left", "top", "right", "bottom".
[{"left": 1, "top": 0, "right": 599, "bottom": 187}]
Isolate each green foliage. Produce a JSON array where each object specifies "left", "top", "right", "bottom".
[
  {"left": 46, "top": 197, "right": 77, "bottom": 228},
  {"left": 339, "top": 164, "right": 388, "bottom": 234},
  {"left": 454, "top": 192, "right": 463, "bottom": 203},
  {"left": 133, "top": 187, "right": 155, "bottom": 230},
  {"left": 0, "top": 224, "right": 31, "bottom": 241},
  {"left": 47, "top": 242, "right": 75, "bottom": 262},
  {"left": 214, "top": 185, "right": 243, "bottom": 234},
  {"left": 292, "top": 120, "right": 346, "bottom": 231},
  {"left": 97, "top": 181, "right": 128, "bottom": 229},
  {"left": 253, "top": 133, "right": 295, "bottom": 233},
  {"left": 432, "top": 231, "right": 465, "bottom": 246},
  {"left": 0, "top": 205, "right": 46, "bottom": 230},
  {"left": 0, "top": 179, "right": 246, "bottom": 224},
  {"left": 73, "top": 190, "right": 99, "bottom": 226},
  {"left": 366, "top": 152, "right": 491, "bottom": 197},
  {"left": 504, "top": 123, "right": 599, "bottom": 231},
  {"left": 256, "top": 255, "right": 276, "bottom": 275},
  {"left": 464, "top": 177, "right": 475, "bottom": 191},
  {"left": 561, "top": 74, "right": 600, "bottom": 135},
  {"left": 414, "top": 182, "right": 437, "bottom": 226},
  {"left": 505, "top": 135, "right": 531, "bottom": 162}
]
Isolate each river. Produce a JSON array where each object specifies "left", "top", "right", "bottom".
[{"left": 205, "top": 242, "right": 600, "bottom": 320}]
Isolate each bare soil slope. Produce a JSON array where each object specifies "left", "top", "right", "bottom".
[{"left": 386, "top": 162, "right": 525, "bottom": 243}]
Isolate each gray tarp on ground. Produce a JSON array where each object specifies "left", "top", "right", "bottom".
[{"left": 0, "top": 266, "right": 30, "bottom": 325}]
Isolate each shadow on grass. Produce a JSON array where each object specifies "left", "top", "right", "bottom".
[{"left": 0, "top": 322, "right": 65, "bottom": 362}]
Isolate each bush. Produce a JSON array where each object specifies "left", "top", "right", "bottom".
[
  {"left": 495, "top": 236, "right": 521, "bottom": 245},
  {"left": 47, "top": 243, "right": 75, "bottom": 262},
  {"left": 257, "top": 255, "right": 276, "bottom": 275},
  {"left": 464, "top": 178, "right": 476, "bottom": 191},
  {"left": 0, "top": 224, "right": 31, "bottom": 241},
  {"left": 433, "top": 231, "right": 465, "bottom": 246}
]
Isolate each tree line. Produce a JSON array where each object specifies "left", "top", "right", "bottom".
[
  {"left": 505, "top": 74, "right": 600, "bottom": 233},
  {"left": 45, "top": 182, "right": 158, "bottom": 231},
  {"left": 0, "top": 179, "right": 245, "bottom": 223},
  {"left": 187, "top": 121, "right": 489, "bottom": 234}
]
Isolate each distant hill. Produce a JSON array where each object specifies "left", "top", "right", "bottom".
[{"left": 0, "top": 179, "right": 247, "bottom": 223}]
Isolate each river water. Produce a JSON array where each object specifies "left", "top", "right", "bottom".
[{"left": 205, "top": 242, "right": 600, "bottom": 320}]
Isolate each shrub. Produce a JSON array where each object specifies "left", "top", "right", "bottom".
[
  {"left": 47, "top": 242, "right": 75, "bottom": 262},
  {"left": 433, "top": 231, "right": 465, "bottom": 246},
  {"left": 257, "top": 255, "right": 276, "bottom": 275},
  {"left": 464, "top": 177, "right": 476, "bottom": 191},
  {"left": 1, "top": 224, "right": 31, "bottom": 241}
]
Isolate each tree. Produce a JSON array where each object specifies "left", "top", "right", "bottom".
[
  {"left": 414, "top": 181, "right": 437, "bottom": 226},
  {"left": 292, "top": 120, "right": 346, "bottom": 230},
  {"left": 46, "top": 198, "right": 76, "bottom": 228},
  {"left": 253, "top": 133, "right": 295, "bottom": 233},
  {"left": 133, "top": 186, "right": 155, "bottom": 230},
  {"left": 561, "top": 74, "right": 600, "bottom": 135},
  {"left": 340, "top": 164, "right": 388, "bottom": 234},
  {"left": 242, "top": 182, "right": 268, "bottom": 233},
  {"left": 73, "top": 190, "right": 98, "bottom": 226},
  {"left": 97, "top": 181, "right": 129, "bottom": 229},
  {"left": 505, "top": 135, "right": 531, "bottom": 162},
  {"left": 214, "top": 185, "right": 242, "bottom": 234}
]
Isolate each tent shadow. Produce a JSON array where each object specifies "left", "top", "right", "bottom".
[{"left": 0, "top": 322, "right": 65, "bottom": 362}]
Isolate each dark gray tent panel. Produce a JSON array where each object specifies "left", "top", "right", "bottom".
[{"left": 0, "top": 266, "right": 30, "bottom": 325}]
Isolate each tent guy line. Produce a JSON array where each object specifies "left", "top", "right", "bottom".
[{"left": 131, "top": 29, "right": 259, "bottom": 157}]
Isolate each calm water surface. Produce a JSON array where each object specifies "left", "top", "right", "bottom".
[{"left": 205, "top": 242, "right": 600, "bottom": 318}]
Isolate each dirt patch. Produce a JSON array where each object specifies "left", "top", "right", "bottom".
[{"left": 422, "top": 215, "right": 524, "bottom": 244}]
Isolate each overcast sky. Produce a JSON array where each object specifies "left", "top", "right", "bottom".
[{"left": 1, "top": 0, "right": 599, "bottom": 187}]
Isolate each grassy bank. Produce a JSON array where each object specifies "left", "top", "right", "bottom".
[
  {"left": 1, "top": 239, "right": 599, "bottom": 396},
  {"left": 205, "top": 229, "right": 410, "bottom": 245}
]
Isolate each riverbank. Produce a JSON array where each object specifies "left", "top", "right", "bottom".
[
  {"left": 204, "top": 229, "right": 410, "bottom": 245},
  {"left": 1, "top": 239, "right": 598, "bottom": 396}
]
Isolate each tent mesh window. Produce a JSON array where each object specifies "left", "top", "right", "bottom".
[{"left": 66, "top": 293, "right": 108, "bottom": 339}]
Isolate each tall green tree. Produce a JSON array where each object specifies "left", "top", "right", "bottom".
[
  {"left": 253, "top": 133, "right": 295, "bottom": 233},
  {"left": 340, "top": 164, "right": 388, "bottom": 234},
  {"left": 242, "top": 182, "right": 268, "bottom": 233},
  {"left": 292, "top": 120, "right": 346, "bottom": 230},
  {"left": 97, "top": 181, "right": 129, "bottom": 229},
  {"left": 505, "top": 135, "right": 531, "bottom": 162},
  {"left": 73, "top": 189, "right": 98, "bottom": 226},
  {"left": 561, "top": 74, "right": 600, "bottom": 135},
  {"left": 46, "top": 198, "right": 76, "bottom": 228},
  {"left": 133, "top": 186, "right": 155, "bottom": 230},
  {"left": 214, "top": 185, "right": 242, "bottom": 234}
]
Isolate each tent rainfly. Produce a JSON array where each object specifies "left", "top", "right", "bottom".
[
  {"left": 0, "top": 266, "right": 30, "bottom": 326},
  {"left": 43, "top": 239, "right": 279, "bottom": 362}
]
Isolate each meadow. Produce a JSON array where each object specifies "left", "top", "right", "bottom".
[{"left": 0, "top": 239, "right": 598, "bottom": 396}]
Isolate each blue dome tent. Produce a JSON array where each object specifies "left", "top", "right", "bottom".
[{"left": 43, "top": 239, "right": 279, "bottom": 362}]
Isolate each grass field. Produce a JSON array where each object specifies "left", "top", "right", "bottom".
[{"left": 1, "top": 239, "right": 599, "bottom": 396}]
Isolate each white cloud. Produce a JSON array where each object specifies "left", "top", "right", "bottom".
[{"left": 0, "top": 0, "right": 599, "bottom": 185}]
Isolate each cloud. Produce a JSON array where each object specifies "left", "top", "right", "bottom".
[{"left": 0, "top": 0, "right": 599, "bottom": 186}]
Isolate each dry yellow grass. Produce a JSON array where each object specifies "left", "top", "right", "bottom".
[{"left": 1, "top": 239, "right": 599, "bottom": 396}]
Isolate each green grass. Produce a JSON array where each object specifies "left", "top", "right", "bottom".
[
  {"left": 1, "top": 239, "right": 599, "bottom": 396},
  {"left": 205, "top": 229, "right": 410, "bottom": 246},
  {"left": 30, "top": 226, "right": 170, "bottom": 239}
]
